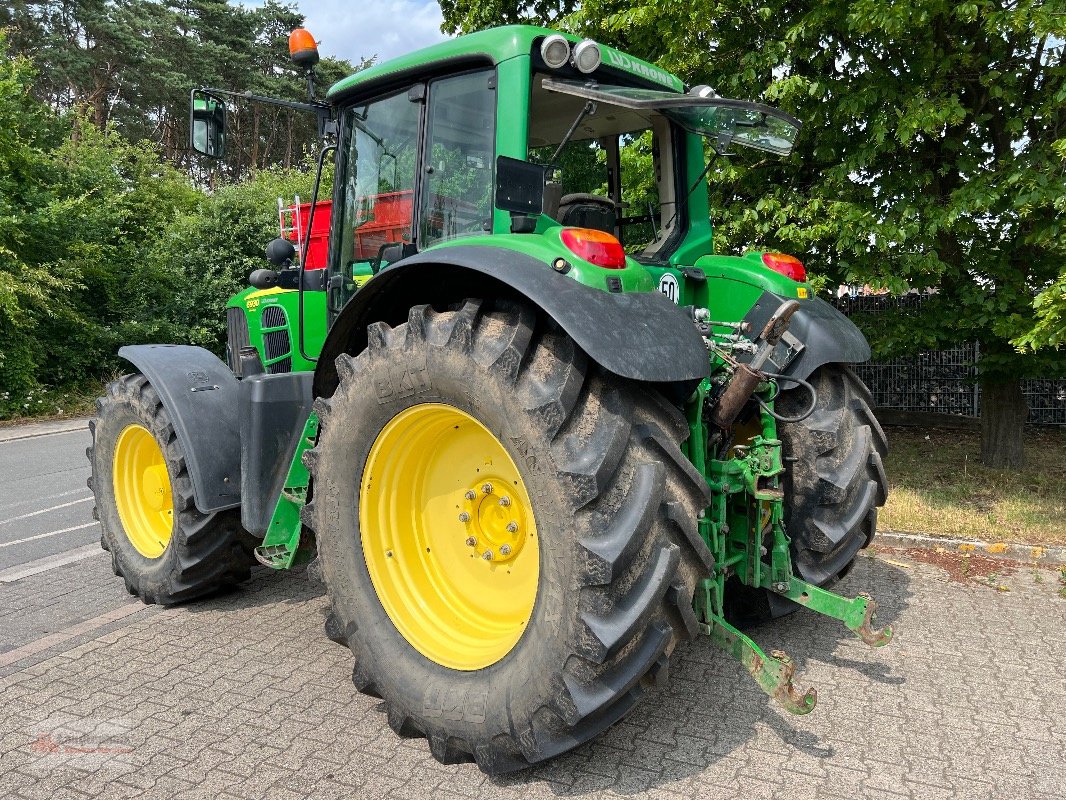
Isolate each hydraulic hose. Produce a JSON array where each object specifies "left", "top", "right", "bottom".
[{"left": 759, "top": 371, "right": 818, "bottom": 424}]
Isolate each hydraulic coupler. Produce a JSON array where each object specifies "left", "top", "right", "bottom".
[{"left": 711, "top": 299, "right": 800, "bottom": 429}]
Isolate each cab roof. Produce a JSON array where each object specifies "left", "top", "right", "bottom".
[{"left": 325, "top": 25, "right": 684, "bottom": 102}]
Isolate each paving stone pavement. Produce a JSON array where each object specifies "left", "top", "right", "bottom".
[{"left": 0, "top": 547, "right": 1063, "bottom": 800}]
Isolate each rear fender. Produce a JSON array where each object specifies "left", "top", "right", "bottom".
[
  {"left": 740, "top": 292, "right": 871, "bottom": 386},
  {"left": 118, "top": 345, "right": 241, "bottom": 513},
  {"left": 313, "top": 245, "right": 710, "bottom": 398}
]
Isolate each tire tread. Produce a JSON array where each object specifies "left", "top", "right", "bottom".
[{"left": 307, "top": 298, "right": 709, "bottom": 773}]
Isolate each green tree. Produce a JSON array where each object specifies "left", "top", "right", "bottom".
[
  {"left": 0, "top": 34, "right": 329, "bottom": 417},
  {"left": 439, "top": 0, "right": 576, "bottom": 36},
  {"left": 0, "top": 9, "right": 359, "bottom": 419},
  {"left": 0, "top": 32, "right": 199, "bottom": 415},
  {"left": 0, "top": 33, "right": 66, "bottom": 409},
  {"left": 442, "top": 0, "right": 1066, "bottom": 468},
  {"left": 1, "top": 0, "right": 358, "bottom": 175},
  {"left": 1018, "top": 277, "right": 1066, "bottom": 351},
  {"left": 1014, "top": 140, "right": 1066, "bottom": 352},
  {"left": 32, "top": 119, "right": 202, "bottom": 386}
]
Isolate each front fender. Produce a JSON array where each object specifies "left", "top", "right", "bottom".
[
  {"left": 313, "top": 246, "right": 710, "bottom": 398},
  {"left": 118, "top": 345, "right": 241, "bottom": 514},
  {"left": 740, "top": 292, "right": 871, "bottom": 385}
]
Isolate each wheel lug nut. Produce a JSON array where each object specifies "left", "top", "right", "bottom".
[
  {"left": 458, "top": 512, "right": 470, "bottom": 522},
  {"left": 498, "top": 496, "right": 511, "bottom": 507},
  {"left": 499, "top": 544, "right": 512, "bottom": 556},
  {"left": 506, "top": 521, "right": 518, "bottom": 533},
  {"left": 464, "top": 490, "right": 476, "bottom": 500},
  {"left": 481, "top": 483, "right": 493, "bottom": 495},
  {"left": 482, "top": 550, "right": 493, "bottom": 561},
  {"left": 465, "top": 536, "right": 477, "bottom": 547}
]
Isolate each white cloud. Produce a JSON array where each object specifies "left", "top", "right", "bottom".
[{"left": 243, "top": 0, "right": 449, "bottom": 65}]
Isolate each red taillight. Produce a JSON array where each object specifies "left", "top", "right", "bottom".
[
  {"left": 560, "top": 228, "right": 626, "bottom": 269},
  {"left": 761, "top": 252, "right": 806, "bottom": 282}
]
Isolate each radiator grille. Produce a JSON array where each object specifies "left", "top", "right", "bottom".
[
  {"left": 226, "top": 307, "right": 250, "bottom": 376},
  {"left": 261, "top": 304, "right": 292, "bottom": 374},
  {"left": 267, "top": 355, "right": 292, "bottom": 374},
  {"left": 262, "top": 305, "right": 286, "bottom": 328}
]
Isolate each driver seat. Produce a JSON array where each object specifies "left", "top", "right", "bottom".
[{"left": 557, "top": 193, "right": 617, "bottom": 234}]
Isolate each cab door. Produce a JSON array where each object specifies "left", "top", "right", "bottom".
[{"left": 327, "top": 69, "right": 497, "bottom": 322}]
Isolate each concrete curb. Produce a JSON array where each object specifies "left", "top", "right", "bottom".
[
  {"left": 0, "top": 417, "right": 90, "bottom": 443},
  {"left": 876, "top": 529, "right": 1066, "bottom": 565}
]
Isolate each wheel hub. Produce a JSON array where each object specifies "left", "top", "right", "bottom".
[
  {"left": 112, "top": 424, "right": 174, "bottom": 559},
  {"left": 460, "top": 479, "right": 526, "bottom": 563},
  {"left": 141, "top": 464, "right": 172, "bottom": 512}
]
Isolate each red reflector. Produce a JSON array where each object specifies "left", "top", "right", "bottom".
[
  {"left": 761, "top": 252, "right": 806, "bottom": 282},
  {"left": 560, "top": 228, "right": 626, "bottom": 269}
]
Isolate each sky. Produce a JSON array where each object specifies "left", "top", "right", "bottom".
[{"left": 247, "top": 0, "right": 450, "bottom": 66}]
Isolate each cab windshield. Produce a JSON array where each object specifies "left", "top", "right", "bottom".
[{"left": 529, "top": 74, "right": 678, "bottom": 257}]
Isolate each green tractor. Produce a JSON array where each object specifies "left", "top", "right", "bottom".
[{"left": 88, "top": 25, "right": 891, "bottom": 773}]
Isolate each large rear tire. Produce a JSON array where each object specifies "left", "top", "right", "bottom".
[
  {"left": 777, "top": 365, "right": 889, "bottom": 586},
  {"left": 305, "top": 299, "right": 713, "bottom": 774},
  {"left": 88, "top": 373, "right": 254, "bottom": 605}
]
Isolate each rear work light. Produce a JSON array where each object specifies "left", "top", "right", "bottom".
[
  {"left": 540, "top": 34, "right": 571, "bottom": 69},
  {"left": 761, "top": 252, "right": 806, "bottom": 282},
  {"left": 560, "top": 228, "right": 627, "bottom": 269},
  {"left": 572, "top": 39, "right": 602, "bottom": 74}
]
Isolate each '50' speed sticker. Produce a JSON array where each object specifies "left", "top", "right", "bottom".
[{"left": 658, "top": 272, "right": 679, "bottom": 304}]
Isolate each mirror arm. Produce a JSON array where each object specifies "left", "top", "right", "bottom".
[{"left": 194, "top": 86, "right": 328, "bottom": 116}]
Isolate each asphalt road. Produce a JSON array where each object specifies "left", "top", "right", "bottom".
[
  {"left": 0, "top": 419, "right": 96, "bottom": 573},
  {"left": 0, "top": 418, "right": 118, "bottom": 656}
]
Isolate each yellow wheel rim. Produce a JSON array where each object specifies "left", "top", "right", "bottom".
[
  {"left": 360, "top": 403, "right": 540, "bottom": 671},
  {"left": 113, "top": 424, "right": 174, "bottom": 559}
]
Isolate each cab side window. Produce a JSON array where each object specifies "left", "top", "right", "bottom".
[
  {"left": 419, "top": 71, "right": 495, "bottom": 246},
  {"left": 334, "top": 91, "right": 420, "bottom": 310}
]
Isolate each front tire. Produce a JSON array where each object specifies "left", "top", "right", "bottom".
[
  {"left": 305, "top": 299, "right": 713, "bottom": 774},
  {"left": 88, "top": 374, "right": 254, "bottom": 605}
]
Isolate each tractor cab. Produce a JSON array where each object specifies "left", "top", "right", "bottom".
[
  {"left": 316, "top": 29, "right": 802, "bottom": 319},
  {"left": 191, "top": 27, "right": 803, "bottom": 329}
]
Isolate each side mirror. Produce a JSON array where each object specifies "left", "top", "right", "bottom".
[
  {"left": 495, "top": 156, "right": 548, "bottom": 215},
  {"left": 190, "top": 90, "right": 226, "bottom": 159}
]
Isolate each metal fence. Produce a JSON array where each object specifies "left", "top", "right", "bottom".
[{"left": 835, "top": 295, "right": 1066, "bottom": 426}]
